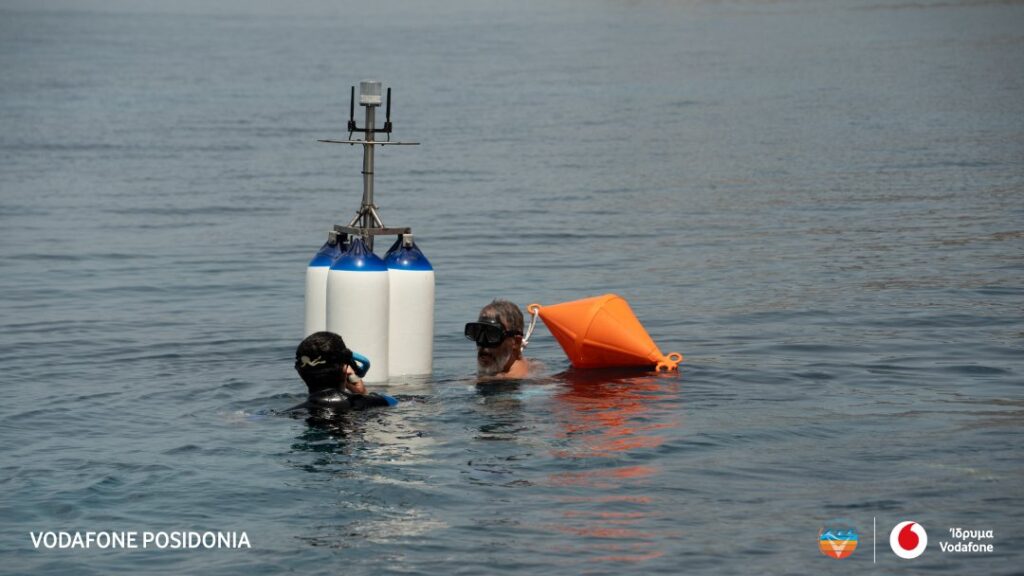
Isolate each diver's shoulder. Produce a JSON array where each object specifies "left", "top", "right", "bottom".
[
  {"left": 306, "top": 388, "right": 350, "bottom": 409},
  {"left": 514, "top": 358, "right": 545, "bottom": 378}
]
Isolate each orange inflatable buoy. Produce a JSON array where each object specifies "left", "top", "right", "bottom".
[{"left": 527, "top": 294, "right": 682, "bottom": 371}]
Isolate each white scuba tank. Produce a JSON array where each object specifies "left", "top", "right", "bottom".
[
  {"left": 303, "top": 236, "right": 344, "bottom": 337},
  {"left": 326, "top": 237, "right": 390, "bottom": 382},
  {"left": 384, "top": 236, "right": 434, "bottom": 376}
]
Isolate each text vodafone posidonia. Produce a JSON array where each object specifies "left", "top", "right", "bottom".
[{"left": 30, "top": 531, "right": 251, "bottom": 550}]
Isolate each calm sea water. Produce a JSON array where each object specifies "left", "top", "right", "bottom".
[{"left": 1, "top": 0, "right": 1022, "bottom": 574}]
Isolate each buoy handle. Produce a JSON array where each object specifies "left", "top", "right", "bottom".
[
  {"left": 656, "top": 352, "right": 683, "bottom": 372},
  {"left": 527, "top": 303, "right": 541, "bottom": 315}
]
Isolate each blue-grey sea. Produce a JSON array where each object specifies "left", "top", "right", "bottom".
[{"left": 1, "top": 0, "right": 1022, "bottom": 574}]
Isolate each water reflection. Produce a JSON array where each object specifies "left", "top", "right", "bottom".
[
  {"left": 287, "top": 397, "right": 432, "bottom": 459},
  {"left": 464, "top": 379, "right": 533, "bottom": 488},
  {"left": 550, "top": 369, "right": 681, "bottom": 458},
  {"left": 287, "top": 407, "right": 375, "bottom": 455},
  {"left": 544, "top": 369, "right": 683, "bottom": 566},
  {"left": 474, "top": 379, "right": 527, "bottom": 441},
  {"left": 285, "top": 397, "right": 442, "bottom": 546}
]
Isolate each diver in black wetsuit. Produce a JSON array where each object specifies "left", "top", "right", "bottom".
[{"left": 289, "top": 331, "right": 393, "bottom": 413}]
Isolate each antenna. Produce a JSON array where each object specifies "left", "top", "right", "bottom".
[
  {"left": 383, "top": 88, "right": 393, "bottom": 140},
  {"left": 318, "top": 81, "right": 419, "bottom": 251},
  {"left": 347, "top": 86, "right": 356, "bottom": 137}
]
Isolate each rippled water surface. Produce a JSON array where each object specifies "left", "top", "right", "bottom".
[{"left": 1, "top": 0, "right": 1022, "bottom": 574}]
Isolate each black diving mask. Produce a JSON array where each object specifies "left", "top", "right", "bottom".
[{"left": 464, "top": 318, "right": 521, "bottom": 348}]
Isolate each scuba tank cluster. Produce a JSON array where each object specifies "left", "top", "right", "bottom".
[{"left": 304, "top": 81, "right": 433, "bottom": 382}]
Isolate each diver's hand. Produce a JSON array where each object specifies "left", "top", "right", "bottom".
[{"left": 344, "top": 367, "right": 367, "bottom": 395}]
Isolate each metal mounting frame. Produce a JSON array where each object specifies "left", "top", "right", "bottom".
[{"left": 319, "top": 83, "right": 420, "bottom": 250}]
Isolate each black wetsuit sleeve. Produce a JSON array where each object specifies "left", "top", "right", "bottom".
[{"left": 347, "top": 393, "right": 392, "bottom": 410}]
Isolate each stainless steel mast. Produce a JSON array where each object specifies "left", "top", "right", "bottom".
[{"left": 319, "top": 80, "right": 418, "bottom": 251}]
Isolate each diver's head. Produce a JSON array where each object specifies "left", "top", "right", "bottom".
[
  {"left": 467, "top": 300, "right": 523, "bottom": 377},
  {"left": 295, "top": 331, "right": 353, "bottom": 393}
]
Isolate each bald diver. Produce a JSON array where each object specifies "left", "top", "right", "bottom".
[{"left": 288, "top": 331, "right": 396, "bottom": 414}]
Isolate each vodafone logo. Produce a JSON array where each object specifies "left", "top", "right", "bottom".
[{"left": 890, "top": 521, "right": 928, "bottom": 559}]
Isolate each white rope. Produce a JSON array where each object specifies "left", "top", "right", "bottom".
[{"left": 522, "top": 305, "right": 540, "bottom": 351}]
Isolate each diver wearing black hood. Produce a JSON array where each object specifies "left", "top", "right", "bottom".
[{"left": 290, "top": 331, "right": 393, "bottom": 412}]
